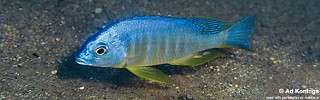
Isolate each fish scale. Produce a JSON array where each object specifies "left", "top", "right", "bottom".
[{"left": 125, "top": 25, "right": 220, "bottom": 67}]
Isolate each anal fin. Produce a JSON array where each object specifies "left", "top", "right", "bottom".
[
  {"left": 126, "top": 66, "right": 174, "bottom": 84},
  {"left": 168, "top": 49, "right": 225, "bottom": 67}
]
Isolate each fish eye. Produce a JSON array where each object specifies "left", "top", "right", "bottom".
[{"left": 95, "top": 46, "right": 107, "bottom": 56}]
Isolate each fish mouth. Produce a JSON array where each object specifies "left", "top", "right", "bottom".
[{"left": 75, "top": 57, "right": 91, "bottom": 66}]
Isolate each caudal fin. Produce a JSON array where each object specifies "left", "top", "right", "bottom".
[{"left": 225, "top": 15, "right": 255, "bottom": 50}]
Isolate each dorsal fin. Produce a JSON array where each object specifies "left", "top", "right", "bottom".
[
  {"left": 125, "top": 16, "right": 232, "bottom": 34},
  {"left": 189, "top": 17, "right": 232, "bottom": 34}
]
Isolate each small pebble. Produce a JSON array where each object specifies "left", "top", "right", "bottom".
[
  {"left": 95, "top": 8, "right": 102, "bottom": 14},
  {"left": 55, "top": 38, "right": 60, "bottom": 41},
  {"left": 230, "top": 55, "right": 235, "bottom": 58},
  {"left": 221, "top": 65, "right": 226, "bottom": 69},
  {"left": 60, "top": 21, "right": 65, "bottom": 25},
  {"left": 277, "top": 60, "right": 282, "bottom": 63},
  {"left": 51, "top": 70, "right": 57, "bottom": 75},
  {"left": 302, "top": 85, "right": 307, "bottom": 88},
  {"left": 79, "top": 86, "right": 85, "bottom": 90},
  {"left": 18, "top": 63, "right": 22, "bottom": 67},
  {"left": 269, "top": 57, "right": 275, "bottom": 60},
  {"left": 209, "top": 66, "right": 214, "bottom": 69},
  {"left": 273, "top": 60, "right": 277, "bottom": 64}
]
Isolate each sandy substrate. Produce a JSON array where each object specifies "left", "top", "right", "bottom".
[{"left": 0, "top": 0, "right": 319, "bottom": 99}]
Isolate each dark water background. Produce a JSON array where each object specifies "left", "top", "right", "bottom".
[{"left": 0, "top": 0, "right": 319, "bottom": 99}]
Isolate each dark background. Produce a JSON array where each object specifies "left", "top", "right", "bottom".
[{"left": 0, "top": 0, "right": 319, "bottom": 99}]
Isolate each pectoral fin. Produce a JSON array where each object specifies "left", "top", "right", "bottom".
[
  {"left": 126, "top": 66, "right": 174, "bottom": 84},
  {"left": 169, "top": 49, "right": 225, "bottom": 67}
]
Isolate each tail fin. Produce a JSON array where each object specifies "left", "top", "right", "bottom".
[{"left": 225, "top": 15, "right": 255, "bottom": 50}]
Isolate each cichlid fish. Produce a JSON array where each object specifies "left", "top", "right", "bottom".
[{"left": 75, "top": 15, "right": 255, "bottom": 84}]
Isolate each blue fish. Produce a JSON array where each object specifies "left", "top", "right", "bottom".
[{"left": 75, "top": 15, "right": 255, "bottom": 84}]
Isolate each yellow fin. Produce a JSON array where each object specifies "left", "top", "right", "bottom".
[
  {"left": 126, "top": 66, "right": 174, "bottom": 84},
  {"left": 169, "top": 49, "right": 225, "bottom": 67}
]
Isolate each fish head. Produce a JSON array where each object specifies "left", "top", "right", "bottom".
[{"left": 75, "top": 30, "right": 127, "bottom": 67}]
